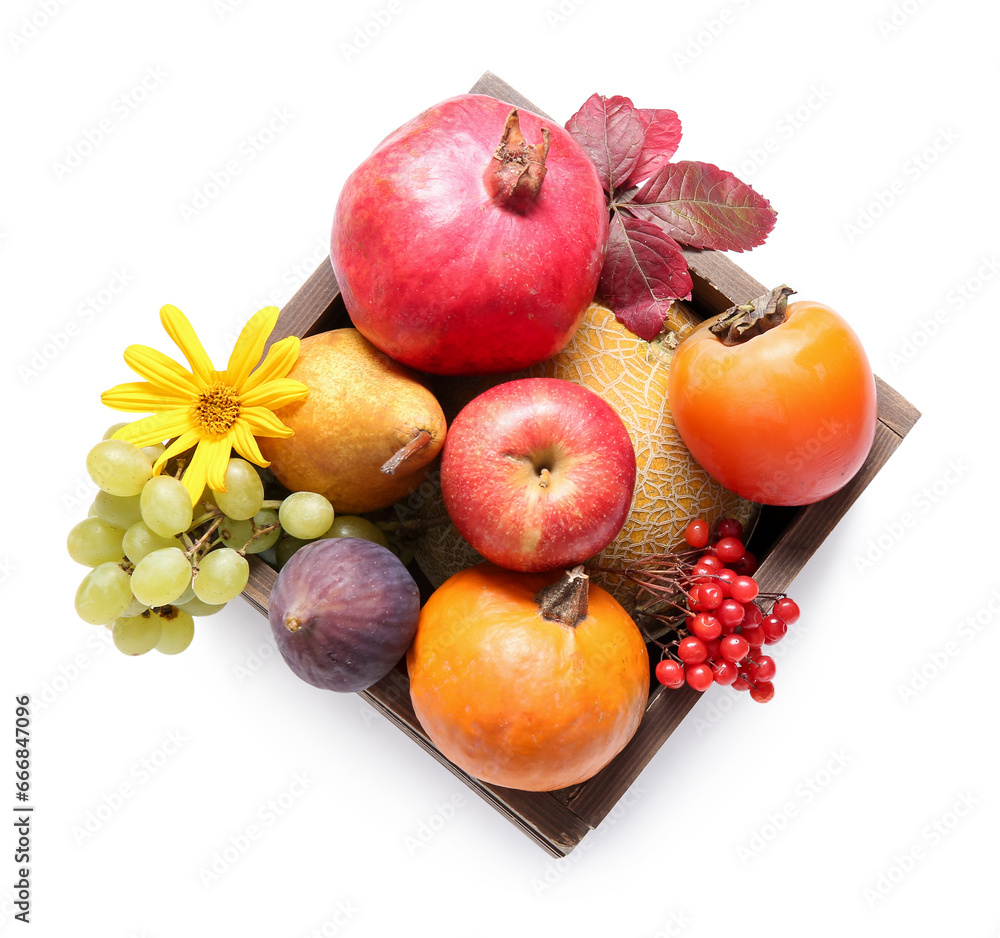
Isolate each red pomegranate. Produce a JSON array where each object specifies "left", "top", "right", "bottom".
[{"left": 330, "top": 94, "right": 608, "bottom": 375}]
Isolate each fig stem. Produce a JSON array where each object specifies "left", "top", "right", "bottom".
[
  {"left": 483, "top": 108, "right": 550, "bottom": 208},
  {"left": 284, "top": 615, "right": 303, "bottom": 633},
  {"left": 535, "top": 565, "right": 589, "bottom": 628},
  {"left": 381, "top": 429, "right": 433, "bottom": 475}
]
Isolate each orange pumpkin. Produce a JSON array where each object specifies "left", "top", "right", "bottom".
[{"left": 407, "top": 563, "right": 650, "bottom": 791}]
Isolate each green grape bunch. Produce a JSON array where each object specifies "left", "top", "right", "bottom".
[{"left": 67, "top": 426, "right": 417, "bottom": 658}]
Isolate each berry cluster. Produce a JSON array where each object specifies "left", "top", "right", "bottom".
[{"left": 628, "top": 517, "right": 799, "bottom": 704}]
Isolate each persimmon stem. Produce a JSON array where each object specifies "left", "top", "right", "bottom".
[{"left": 710, "top": 284, "right": 795, "bottom": 346}]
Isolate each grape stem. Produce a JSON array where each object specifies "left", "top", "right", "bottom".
[{"left": 185, "top": 516, "right": 224, "bottom": 559}]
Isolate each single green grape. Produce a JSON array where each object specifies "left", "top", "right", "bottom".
[
  {"left": 247, "top": 508, "right": 280, "bottom": 553},
  {"left": 177, "top": 595, "right": 226, "bottom": 617},
  {"left": 278, "top": 491, "right": 334, "bottom": 540},
  {"left": 140, "top": 475, "right": 193, "bottom": 537},
  {"left": 86, "top": 439, "right": 153, "bottom": 497},
  {"left": 122, "top": 521, "right": 181, "bottom": 564},
  {"left": 94, "top": 491, "right": 143, "bottom": 530},
  {"left": 274, "top": 535, "right": 309, "bottom": 570},
  {"left": 130, "top": 547, "right": 192, "bottom": 607},
  {"left": 142, "top": 442, "right": 166, "bottom": 464},
  {"left": 214, "top": 458, "right": 264, "bottom": 521},
  {"left": 154, "top": 607, "right": 195, "bottom": 655},
  {"left": 112, "top": 612, "right": 163, "bottom": 656},
  {"left": 103, "top": 422, "right": 129, "bottom": 439},
  {"left": 67, "top": 517, "right": 126, "bottom": 567},
  {"left": 218, "top": 516, "right": 253, "bottom": 551},
  {"left": 74, "top": 562, "right": 134, "bottom": 625},
  {"left": 321, "top": 515, "right": 389, "bottom": 548},
  {"left": 121, "top": 595, "right": 149, "bottom": 617},
  {"left": 193, "top": 548, "right": 249, "bottom": 604},
  {"left": 219, "top": 508, "right": 280, "bottom": 553}
]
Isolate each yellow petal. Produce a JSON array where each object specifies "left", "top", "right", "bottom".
[
  {"left": 240, "top": 405, "right": 295, "bottom": 439},
  {"left": 124, "top": 345, "right": 200, "bottom": 397},
  {"left": 230, "top": 419, "right": 268, "bottom": 467},
  {"left": 198, "top": 435, "right": 235, "bottom": 493},
  {"left": 160, "top": 305, "right": 215, "bottom": 385},
  {"left": 101, "top": 381, "right": 192, "bottom": 413},
  {"left": 226, "top": 307, "right": 280, "bottom": 390},
  {"left": 240, "top": 377, "right": 309, "bottom": 410},
  {"left": 240, "top": 335, "right": 301, "bottom": 395},
  {"left": 112, "top": 409, "right": 195, "bottom": 448},
  {"left": 153, "top": 428, "right": 203, "bottom": 474},
  {"left": 178, "top": 444, "right": 211, "bottom": 506}
]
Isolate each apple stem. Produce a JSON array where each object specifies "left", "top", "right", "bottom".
[
  {"left": 381, "top": 429, "right": 433, "bottom": 476},
  {"left": 538, "top": 467, "right": 551, "bottom": 488},
  {"left": 535, "top": 565, "right": 589, "bottom": 628}
]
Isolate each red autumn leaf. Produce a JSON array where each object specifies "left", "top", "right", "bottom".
[
  {"left": 565, "top": 93, "right": 647, "bottom": 192},
  {"left": 626, "top": 108, "right": 682, "bottom": 187},
  {"left": 598, "top": 210, "right": 693, "bottom": 340},
  {"left": 629, "top": 160, "right": 777, "bottom": 252}
]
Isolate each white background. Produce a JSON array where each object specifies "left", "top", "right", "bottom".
[{"left": 2, "top": 0, "right": 995, "bottom": 935}]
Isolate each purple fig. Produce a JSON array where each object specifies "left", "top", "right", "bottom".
[{"left": 268, "top": 537, "right": 420, "bottom": 693}]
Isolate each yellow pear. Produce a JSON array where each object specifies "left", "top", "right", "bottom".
[{"left": 260, "top": 329, "right": 446, "bottom": 514}]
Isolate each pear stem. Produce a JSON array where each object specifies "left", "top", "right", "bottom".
[{"left": 381, "top": 429, "right": 433, "bottom": 475}]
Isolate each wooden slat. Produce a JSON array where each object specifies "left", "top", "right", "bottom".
[{"left": 238, "top": 70, "right": 922, "bottom": 856}]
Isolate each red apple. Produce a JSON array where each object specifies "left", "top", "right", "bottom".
[{"left": 439, "top": 378, "right": 637, "bottom": 572}]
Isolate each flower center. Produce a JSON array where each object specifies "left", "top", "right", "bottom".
[{"left": 192, "top": 383, "right": 241, "bottom": 434}]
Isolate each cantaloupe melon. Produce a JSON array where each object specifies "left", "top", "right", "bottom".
[{"left": 395, "top": 301, "right": 759, "bottom": 610}]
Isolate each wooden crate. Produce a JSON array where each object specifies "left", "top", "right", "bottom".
[{"left": 240, "top": 73, "right": 921, "bottom": 857}]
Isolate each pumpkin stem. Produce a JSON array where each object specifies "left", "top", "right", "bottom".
[
  {"left": 709, "top": 284, "right": 795, "bottom": 347},
  {"left": 483, "top": 108, "right": 550, "bottom": 210},
  {"left": 535, "top": 565, "right": 589, "bottom": 628}
]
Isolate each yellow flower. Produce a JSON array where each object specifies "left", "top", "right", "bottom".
[{"left": 101, "top": 304, "right": 308, "bottom": 505}]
